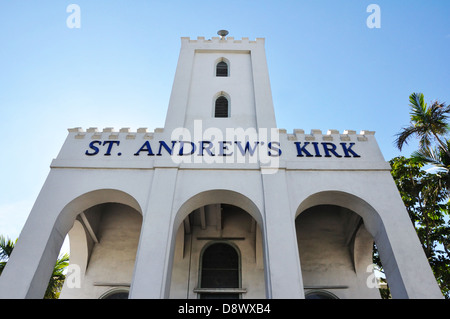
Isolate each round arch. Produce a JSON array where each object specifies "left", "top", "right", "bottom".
[
  {"left": 168, "top": 189, "right": 268, "bottom": 298},
  {"left": 99, "top": 287, "right": 130, "bottom": 299},
  {"left": 55, "top": 188, "right": 143, "bottom": 237},
  {"left": 172, "top": 189, "right": 263, "bottom": 233},
  {"left": 214, "top": 57, "right": 230, "bottom": 77},
  {"left": 305, "top": 289, "right": 339, "bottom": 299},
  {"left": 295, "top": 190, "right": 383, "bottom": 238},
  {"left": 198, "top": 241, "right": 242, "bottom": 293},
  {"left": 19, "top": 188, "right": 143, "bottom": 299},
  {"left": 295, "top": 190, "right": 390, "bottom": 299},
  {"left": 212, "top": 91, "right": 231, "bottom": 118}
]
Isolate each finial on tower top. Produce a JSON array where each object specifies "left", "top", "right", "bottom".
[{"left": 217, "top": 30, "right": 229, "bottom": 39}]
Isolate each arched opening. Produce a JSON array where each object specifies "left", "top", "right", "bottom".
[
  {"left": 54, "top": 190, "right": 143, "bottom": 299},
  {"left": 100, "top": 288, "right": 130, "bottom": 299},
  {"left": 216, "top": 60, "right": 229, "bottom": 77},
  {"left": 295, "top": 191, "right": 387, "bottom": 299},
  {"left": 305, "top": 290, "right": 339, "bottom": 299},
  {"left": 169, "top": 190, "right": 266, "bottom": 299},
  {"left": 199, "top": 242, "right": 240, "bottom": 299},
  {"left": 216, "top": 58, "right": 229, "bottom": 77},
  {"left": 214, "top": 95, "right": 229, "bottom": 118}
]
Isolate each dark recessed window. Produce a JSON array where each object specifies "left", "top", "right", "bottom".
[
  {"left": 305, "top": 291, "right": 338, "bottom": 299},
  {"left": 215, "top": 96, "right": 229, "bottom": 118},
  {"left": 216, "top": 61, "right": 228, "bottom": 77},
  {"left": 103, "top": 291, "right": 129, "bottom": 299},
  {"left": 200, "top": 243, "right": 239, "bottom": 299}
]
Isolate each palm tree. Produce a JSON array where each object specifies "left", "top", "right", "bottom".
[
  {"left": 0, "top": 236, "right": 16, "bottom": 275},
  {"left": 44, "top": 253, "right": 69, "bottom": 299},
  {"left": 395, "top": 93, "right": 450, "bottom": 158},
  {"left": 0, "top": 235, "right": 69, "bottom": 299}
]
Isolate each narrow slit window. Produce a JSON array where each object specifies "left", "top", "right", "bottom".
[
  {"left": 215, "top": 96, "right": 229, "bottom": 118},
  {"left": 216, "top": 61, "right": 228, "bottom": 77}
]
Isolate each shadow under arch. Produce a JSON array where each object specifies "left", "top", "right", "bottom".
[
  {"left": 295, "top": 190, "right": 403, "bottom": 298},
  {"left": 295, "top": 190, "right": 383, "bottom": 238},
  {"left": 173, "top": 189, "right": 263, "bottom": 231},
  {"left": 168, "top": 189, "right": 269, "bottom": 298},
  {"left": 25, "top": 188, "right": 143, "bottom": 298},
  {"left": 55, "top": 188, "right": 143, "bottom": 237}
]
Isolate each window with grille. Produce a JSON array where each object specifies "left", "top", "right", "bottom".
[
  {"left": 199, "top": 243, "right": 240, "bottom": 299},
  {"left": 215, "top": 96, "right": 229, "bottom": 118},
  {"left": 216, "top": 61, "right": 228, "bottom": 77}
]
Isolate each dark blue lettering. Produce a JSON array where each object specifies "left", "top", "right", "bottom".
[
  {"left": 235, "top": 141, "right": 259, "bottom": 156},
  {"left": 134, "top": 141, "right": 154, "bottom": 156},
  {"left": 85, "top": 140, "right": 101, "bottom": 156},
  {"left": 199, "top": 141, "right": 215, "bottom": 156},
  {"left": 178, "top": 141, "right": 196, "bottom": 156},
  {"left": 340, "top": 143, "right": 361, "bottom": 158},
  {"left": 311, "top": 142, "right": 322, "bottom": 157},
  {"left": 218, "top": 141, "right": 233, "bottom": 156},
  {"left": 321, "top": 143, "right": 342, "bottom": 158},
  {"left": 294, "top": 142, "right": 313, "bottom": 157},
  {"left": 157, "top": 141, "right": 177, "bottom": 156},
  {"left": 268, "top": 142, "right": 282, "bottom": 157},
  {"left": 103, "top": 141, "right": 120, "bottom": 156}
]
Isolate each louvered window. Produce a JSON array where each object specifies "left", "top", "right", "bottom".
[
  {"left": 216, "top": 61, "right": 228, "bottom": 77},
  {"left": 215, "top": 96, "right": 229, "bottom": 118}
]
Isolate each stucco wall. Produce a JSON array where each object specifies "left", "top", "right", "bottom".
[{"left": 60, "top": 203, "right": 142, "bottom": 299}]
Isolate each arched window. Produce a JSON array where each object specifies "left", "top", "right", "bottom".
[
  {"left": 100, "top": 288, "right": 130, "bottom": 299},
  {"left": 216, "top": 61, "right": 228, "bottom": 77},
  {"left": 214, "top": 95, "right": 229, "bottom": 118},
  {"left": 199, "top": 242, "right": 240, "bottom": 299},
  {"left": 305, "top": 290, "right": 338, "bottom": 299}
]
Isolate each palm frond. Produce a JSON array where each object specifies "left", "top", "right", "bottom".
[
  {"left": 409, "top": 92, "right": 427, "bottom": 122},
  {"left": 0, "top": 236, "right": 16, "bottom": 261},
  {"left": 411, "top": 148, "right": 448, "bottom": 171},
  {"left": 395, "top": 126, "right": 421, "bottom": 151},
  {"left": 396, "top": 93, "right": 450, "bottom": 156}
]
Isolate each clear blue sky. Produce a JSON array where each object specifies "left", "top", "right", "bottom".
[{"left": 1, "top": 1, "right": 449, "bottom": 241}]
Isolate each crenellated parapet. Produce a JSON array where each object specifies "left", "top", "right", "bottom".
[
  {"left": 68, "top": 127, "right": 165, "bottom": 140},
  {"left": 278, "top": 129, "right": 376, "bottom": 142},
  {"left": 182, "top": 36, "right": 264, "bottom": 45},
  {"left": 67, "top": 127, "right": 375, "bottom": 143}
]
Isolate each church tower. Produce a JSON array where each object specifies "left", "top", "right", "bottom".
[{"left": 164, "top": 30, "right": 276, "bottom": 133}]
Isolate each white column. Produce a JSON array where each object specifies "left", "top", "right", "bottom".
[
  {"left": 0, "top": 175, "right": 65, "bottom": 298},
  {"left": 375, "top": 203, "right": 443, "bottom": 299},
  {"left": 129, "top": 168, "right": 178, "bottom": 298},
  {"left": 261, "top": 170, "right": 305, "bottom": 298}
]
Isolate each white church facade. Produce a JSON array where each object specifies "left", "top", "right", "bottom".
[{"left": 0, "top": 32, "right": 443, "bottom": 299}]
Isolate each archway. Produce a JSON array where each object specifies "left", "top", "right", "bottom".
[
  {"left": 296, "top": 204, "right": 380, "bottom": 299},
  {"left": 295, "top": 191, "right": 388, "bottom": 299},
  {"left": 169, "top": 190, "right": 266, "bottom": 299},
  {"left": 60, "top": 202, "right": 142, "bottom": 298},
  {"left": 0, "top": 189, "right": 143, "bottom": 299}
]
